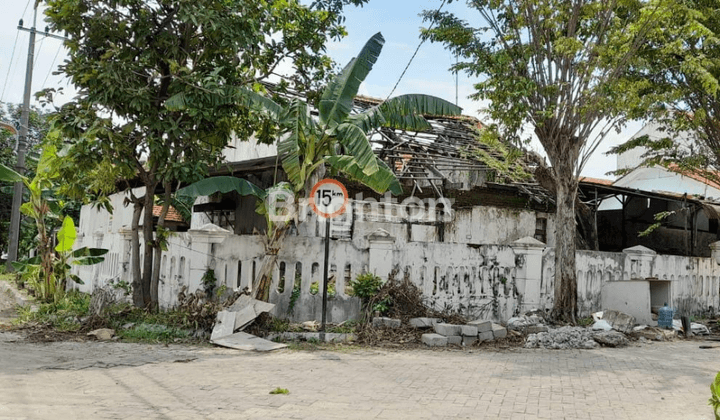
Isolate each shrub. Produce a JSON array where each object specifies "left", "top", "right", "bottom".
[{"left": 349, "top": 272, "right": 383, "bottom": 304}]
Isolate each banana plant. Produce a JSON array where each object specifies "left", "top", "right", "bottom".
[
  {"left": 1, "top": 147, "right": 107, "bottom": 302},
  {"left": 172, "top": 32, "right": 462, "bottom": 301}
]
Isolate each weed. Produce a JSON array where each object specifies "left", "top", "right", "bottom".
[
  {"left": 577, "top": 317, "right": 594, "bottom": 327},
  {"left": 116, "top": 323, "right": 191, "bottom": 343},
  {"left": 349, "top": 272, "right": 383, "bottom": 304},
  {"left": 269, "top": 388, "right": 289, "bottom": 395}
]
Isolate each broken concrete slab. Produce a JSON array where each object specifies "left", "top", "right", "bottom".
[
  {"left": 372, "top": 317, "right": 401, "bottom": 329},
  {"left": 228, "top": 294, "right": 275, "bottom": 315},
  {"left": 478, "top": 331, "right": 494, "bottom": 342},
  {"left": 447, "top": 335, "right": 462, "bottom": 345},
  {"left": 602, "top": 309, "right": 636, "bottom": 334},
  {"left": 462, "top": 336, "right": 477, "bottom": 346},
  {"left": 421, "top": 333, "right": 448, "bottom": 347},
  {"left": 434, "top": 323, "right": 462, "bottom": 336},
  {"left": 593, "top": 330, "right": 628, "bottom": 347},
  {"left": 212, "top": 332, "right": 287, "bottom": 352},
  {"left": 468, "top": 319, "right": 493, "bottom": 333},
  {"left": 460, "top": 325, "right": 478, "bottom": 337},
  {"left": 409, "top": 317, "right": 440, "bottom": 328},
  {"left": 211, "top": 296, "right": 277, "bottom": 341},
  {"left": 87, "top": 328, "right": 114, "bottom": 341},
  {"left": 491, "top": 324, "right": 507, "bottom": 339},
  {"left": 210, "top": 311, "right": 236, "bottom": 341}
]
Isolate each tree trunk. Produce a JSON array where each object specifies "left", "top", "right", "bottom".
[
  {"left": 141, "top": 184, "right": 157, "bottom": 309},
  {"left": 150, "top": 182, "right": 172, "bottom": 311},
  {"left": 131, "top": 198, "right": 144, "bottom": 307},
  {"left": 551, "top": 163, "right": 579, "bottom": 322}
]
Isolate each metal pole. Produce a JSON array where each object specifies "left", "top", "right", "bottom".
[
  {"left": 320, "top": 217, "right": 331, "bottom": 336},
  {"left": 7, "top": 5, "right": 38, "bottom": 270}
]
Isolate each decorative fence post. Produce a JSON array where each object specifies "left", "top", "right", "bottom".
[
  {"left": 511, "top": 237, "right": 546, "bottom": 312},
  {"left": 186, "top": 225, "right": 231, "bottom": 294},
  {"left": 622, "top": 245, "right": 656, "bottom": 279},
  {"left": 366, "top": 228, "right": 395, "bottom": 281}
]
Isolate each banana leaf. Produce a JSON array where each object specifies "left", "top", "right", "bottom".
[
  {"left": 318, "top": 32, "right": 384, "bottom": 129},
  {"left": 326, "top": 155, "right": 402, "bottom": 195}
]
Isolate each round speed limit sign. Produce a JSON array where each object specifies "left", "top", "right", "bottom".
[{"left": 310, "top": 179, "right": 348, "bottom": 219}]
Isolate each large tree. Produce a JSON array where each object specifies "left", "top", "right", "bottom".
[
  {"left": 421, "top": 0, "right": 665, "bottom": 321},
  {"left": 44, "top": 0, "right": 366, "bottom": 309},
  {"left": 610, "top": 1, "right": 720, "bottom": 183}
]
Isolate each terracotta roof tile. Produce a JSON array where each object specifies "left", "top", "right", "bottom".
[
  {"left": 579, "top": 176, "right": 613, "bottom": 186},
  {"left": 152, "top": 205, "right": 184, "bottom": 223}
]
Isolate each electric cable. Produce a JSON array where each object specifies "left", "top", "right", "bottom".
[{"left": 385, "top": 0, "right": 447, "bottom": 100}]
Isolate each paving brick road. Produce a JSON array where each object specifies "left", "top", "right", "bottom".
[{"left": 0, "top": 333, "right": 717, "bottom": 420}]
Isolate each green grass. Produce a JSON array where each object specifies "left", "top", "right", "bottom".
[
  {"left": 116, "top": 322, "right": 192, "bottom": 343},
  {"left": 269, "top": 387, "right": 289, "bottom": 395}
]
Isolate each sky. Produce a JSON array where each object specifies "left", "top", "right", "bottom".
[{"left": 0, "top": 0, "right": 643, "bottom": 179}]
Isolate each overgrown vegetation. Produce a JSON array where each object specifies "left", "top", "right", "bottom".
[{"left": 12, "top": 288, "right": 222, "bottom": 344}]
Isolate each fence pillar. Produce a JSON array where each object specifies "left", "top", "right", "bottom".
[
  {"left": 366, "top": 228, "right": 395, "bottom": 280},
  {"left": 622, "top": 245, "right": 656, "bottom": 279},
  {"left": 710, "top": 241, "right": 720, "bottom": 265},
  {"left": 187, "top": 224, "right": 231, "bottom": 292},
  {"left": 512, "top": 237, "right": 545, "bottom": 311}
]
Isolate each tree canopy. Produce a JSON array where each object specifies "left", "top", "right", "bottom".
[
  {"left": 44, "top": 0, "right": 367, "bottom": 309},
  {"left": 421, "top": 0, "right": 665, "bottom": 321}
]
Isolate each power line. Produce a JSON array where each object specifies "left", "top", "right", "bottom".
[
  {"left": 42, "top": 45, "right": 63, "bottom": 89},
  {"left": 385, "top": 0, "right": 447, "bottom": 100},
  {"left": 33, "top": 36, "right": 45, "bottom": 68},
  {"left": 21, "top": 0, "right": 32, "bottom": 21},
  {"left": 0, "top": 31, "right": 20, "bottom": 102}
]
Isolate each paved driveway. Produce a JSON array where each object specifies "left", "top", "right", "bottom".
[{"left": 0, "top": 333, "right": 717, "bottom": 420}]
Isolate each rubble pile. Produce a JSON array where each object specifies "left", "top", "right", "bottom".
[{"left": 524, "top": 326, "right": 599, "bottom": 349}]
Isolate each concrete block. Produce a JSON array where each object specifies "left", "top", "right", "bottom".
[
  {"left": 421, "top": 333, "right": 448, "bottom": 347},
  {"left": 468, "top": 319, "right": 493, "bottom": 333},
  {"left": 372, "top": 317, "right": 401, "bottom": 329},
  {"left": 462, "top": 336, "right": 477, "bottom": 346},
  {"left": 478, "top": 331, "right": 494, "bottom": 342},
  {"left": 409, "top": 317, "right": 440, "bottom": 328},
  {"left": 525, "top": 325, "right": 548, "bottom": 334},
  {"left": 434, "top": 323, "right": 462, "bottom": 336},
  {"left": 461, "top": 325, "right": 478, "bottom": 336},
  {"left": 447, "top": 335, "right": 462, "bottom": 345},
  {"left": 491, "top": 324, "right": 507, "bottom": 339}
]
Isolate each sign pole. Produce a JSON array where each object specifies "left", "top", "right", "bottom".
[
  {"left": 309, "top": 178, "right": 347, "bottom": 341},
  {"left": 321, "top": 217, "right": 331, "bottom": 336}
]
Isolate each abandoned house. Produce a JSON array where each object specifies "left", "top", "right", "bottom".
[{"left": 72, "top": 96, "right": 720, "bottom": 324}]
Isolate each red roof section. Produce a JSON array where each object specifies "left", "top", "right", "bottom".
[
  {"left": 152, "top": 205, "right": 184, "bottom": 223},
  {"left": 579, "top": 176, "right": 613, "bottom": 186},
  {"left": 667, "top": 164, "right": 720, "bottom": 191}
]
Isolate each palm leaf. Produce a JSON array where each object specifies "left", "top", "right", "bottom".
[
  {"left": 336, "top": 123, "right": 379, "bottom": 176},
  {"left": 318, "top": 32, "right": 384, "bottom": 129},
  {"left": 326, "top": 155, "right": 402, "bottom": 195},
  {"left": 0, "top": 163, "right": 26, "bottom": 183},
  {"left": 176, "top": 176, "right": 266, "bottom": 200},
  {"left": 349, "top": 94, "right": 463, "bottom": 132}
]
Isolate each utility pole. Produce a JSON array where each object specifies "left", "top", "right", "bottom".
[{"left": 6, "top": 2, "right": 66, "bottom": 270}]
